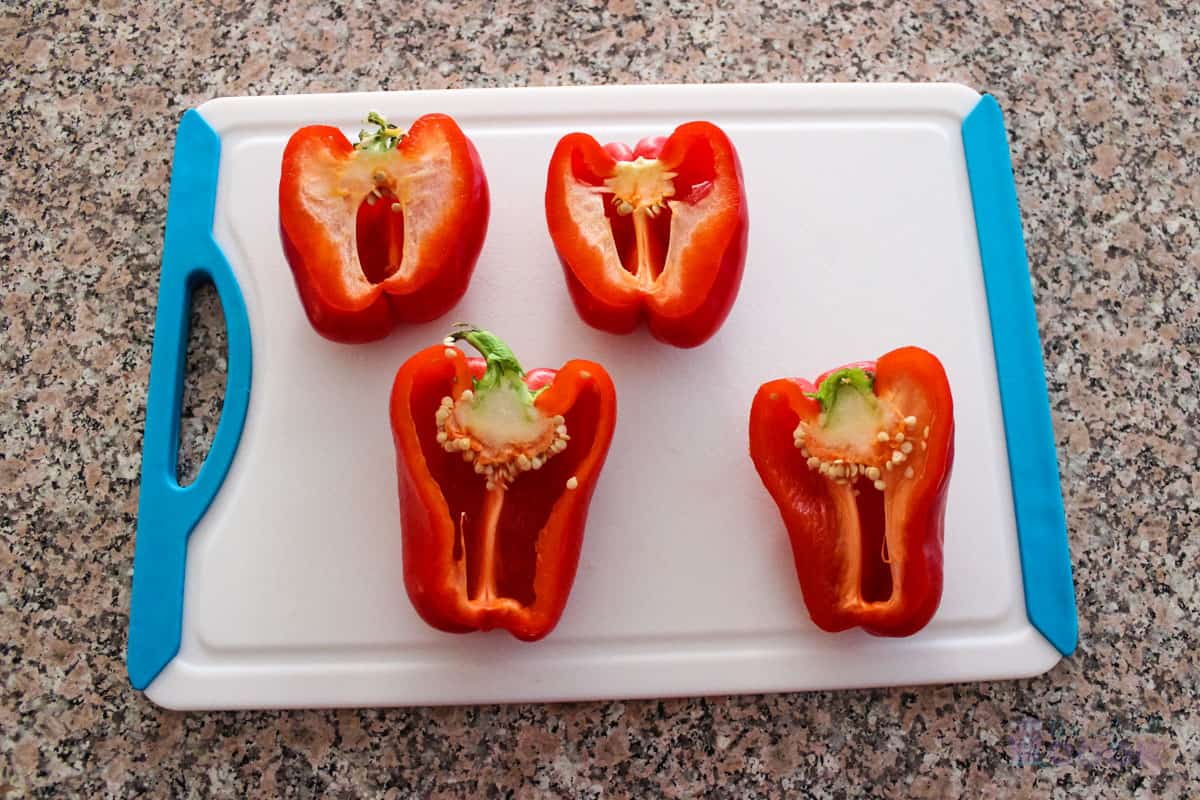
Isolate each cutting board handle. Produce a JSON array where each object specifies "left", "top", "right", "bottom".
[{"left": 127, "top": 110, "right": 253, "bottom": 690}]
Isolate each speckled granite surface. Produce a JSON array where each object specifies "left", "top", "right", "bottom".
[{"left": 2, "top": 1, "right": 1196, "bottom": 797}]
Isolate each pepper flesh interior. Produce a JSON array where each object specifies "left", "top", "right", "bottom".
[
  {"left": 302, "top": 112, "right": 452, "bottom": 287},
  {"left": 794, "top": 368, "right": 931, "bottom": 603},
  {"left": 593, "top": 157, "right": 677, "bottom": 286},
  {"left": 434, "top": 328, "right": 570, "bottom": 607}
]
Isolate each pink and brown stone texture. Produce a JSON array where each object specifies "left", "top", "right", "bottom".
[{"left": 1, "top": 1, "right": 1195, "bottom": 797}]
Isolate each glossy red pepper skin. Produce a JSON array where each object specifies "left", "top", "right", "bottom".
[
  {"left": 749, "top": 347, "right": 955, "bottom": 637},
  {"left": 389, "top": 344, "right": 616, "bottom": 641},
  {"left": 279, "top": 114, "right": 489, "bottom": 343},
  {"left": 544, "top": 123, "right": 748, "bottom": 349}
]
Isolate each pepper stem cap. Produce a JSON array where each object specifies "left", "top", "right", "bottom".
[
  {"left": 448, "top": 325, "right": 535, "bottom": 402},
  {"left": 808, "top": 367, "right": 876, "bottom": 416},
  {"left": 354, "top": 111, "right": 405, "bottom": 153}
]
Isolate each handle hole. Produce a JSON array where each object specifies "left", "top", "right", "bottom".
[{"left": 177, "top": 280, "right": 227, "bottom": 487}]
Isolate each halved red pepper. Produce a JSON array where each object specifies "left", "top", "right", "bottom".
[
  {"left": 544, "top": 122, "right": 748, "bottom": 348},
  {"left": 279, "top": 112, "right": 489, "bottom": 343},
  {"left": 389, "top": 326, "right": 617, "bottom": 640},
  {"left": 749, "top": 347, "right": 955, "bottom": 637}
]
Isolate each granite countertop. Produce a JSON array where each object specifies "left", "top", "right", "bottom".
[{"left": 2, "top": 1, "right": 1196, "bottom": 796}]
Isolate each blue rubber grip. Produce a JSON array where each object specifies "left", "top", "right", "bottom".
[
  {"left": 962, "top": 95, "right": 1078, "bottom": 657},
  {"left": 127, "top": 110, "right": 253, "bottom": 690}
]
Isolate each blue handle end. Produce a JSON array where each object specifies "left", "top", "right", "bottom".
[
  {"left": 127, "top": 109, "right": 253, "bottom": 690},
  {"left": 962, "top": 95, "right": 1078, "bottom": 657}
]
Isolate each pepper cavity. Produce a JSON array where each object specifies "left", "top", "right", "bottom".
[
  {"left": 432, "top": 326, "right": 578, "bottom": 607},
  {"left": 588, "top": 148, "right": 679, "bottom": 290}
]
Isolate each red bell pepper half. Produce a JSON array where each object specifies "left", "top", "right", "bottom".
[
  {"left": 544, "top": 122, "right": 748, "bottom": 348},
  {"left": 749, "top": 347, "right": 955, "bottom": 637},
  {"left": 279, "top": 112, "right": 489, "bottom": 343},
  {"left": 389, "top": 326, "right": 617, "bottom": 641}
]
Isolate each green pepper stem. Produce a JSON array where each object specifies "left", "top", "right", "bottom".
[
  {"left": 807, "top": 367, "right": 876, "bottom": 416},
  {"left": 354, "top": 111, "right": 405, "bottom": 153},
  {"left": 449, "top": 325, "right": 535, "bottom": 403}
]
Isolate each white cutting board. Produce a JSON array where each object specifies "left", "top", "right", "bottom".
[{"left": 142, "top": 84, "right": 1065, "bottom": 709}]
